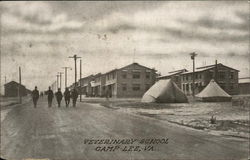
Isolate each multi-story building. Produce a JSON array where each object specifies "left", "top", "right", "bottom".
[
  {"left": 77, "top": 62, "right": 157, "bottom": 98},
  {"left": 180, "top": 63, "right": 239, "bottom": 95},
  {"left": 105, "top": 63, "right": 157, "bottom": 98},
  {"left": 156, "top": 69, "right": 187, "bottom": 89},
  {"left": 158, "top": 63, "right": 239, "bottom": 95}
]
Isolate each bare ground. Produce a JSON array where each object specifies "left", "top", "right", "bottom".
[{"left": 82, "top": 96, "right": 250, "bottom": 139}]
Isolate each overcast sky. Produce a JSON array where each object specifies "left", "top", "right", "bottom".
[{"left": 1, "top": 1, "right": 249, "bottom": 91}]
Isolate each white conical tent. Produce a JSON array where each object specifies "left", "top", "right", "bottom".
[
  {"left": 195, "top": 79, "right": 232, "bottom": 102},
  {"left": 141, "top": 79, "right": 188, "bottom": 103}
]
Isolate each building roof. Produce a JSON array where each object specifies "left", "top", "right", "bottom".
[
  {"left": 157, "top": 69, "right": 187, "bottom": 79},
  {"left": 181, "top": 63, "right": 239, "bottom": 75},
  {"left": 105, "top": 62, "right": 156, "bottom": 74},
  {"left": 4, "top": 81, "right": 26, "bottom": 88},
  {"left": 168, "top": 69, "right": 188, "bottom": 74},
  {"left": 79, "top": 74, "right": 94, "bottom": 81},
  {"left": 239, "top": 77, "right": 250, "bottom": 83}
]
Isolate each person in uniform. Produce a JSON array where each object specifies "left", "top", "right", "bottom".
[
  {"left": 64, "top": 88, "right": 71, "bottom": 107},
  {"left": 32, "top": 86, "right": 39, "bottom": 108},
  {"left": 55, "top": 88, "right": 63, "bottom": 107},
  {"left": 71, "top": 88, "right": 79, "bottom": 107},
  {"left": 47, "top": 87, "right": 54, "bottom": 107}
]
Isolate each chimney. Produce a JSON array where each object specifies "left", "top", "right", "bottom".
[{"left": 215, "top": 60, "right": 218, "bottom": 82}]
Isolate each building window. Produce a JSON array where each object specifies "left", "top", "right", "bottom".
[
  {"left": 145, "top": 84, "right": 150, "bottom": 91},
  {"left": 230, "top": 84, "right": 234, "bottom": 90},
  {"left": 182, "top": 84, "right": 185, "bottom": 91},
  {"left": 186, "top": 84, "right": 189, "bottom": 92},
  {"left": 146, "top": 72, "right": 150, "bottom": 79},
  {"left": 183, "top": 76, "right": 185, "bottom": 81},
  {"left": 174, "top": 76, "right": 178, "bottom": 82},
  {"left": 219, "top": 72, "right": 226, "bottom": 80},
  {"left": 122, "top": 71, "right": 127, "bottom": 79},
  {"left": 209, "top": 72, "right": 213, "bottom": 79},
  {"left": 230, "top": 72, "right": 234, "bottom": 79},
  {"left": 195, "top": 74, "right": 198, "bottom": 79},
  {"left": 133, "top": 72, "right": 140, "bottom": 79},
  {"left": 186, "top": 75, "right": 189, "bottom": 81},
  {"left": 122, "top": 84, "right": 127, "bottom": 91},
  {"left": 132, "top": 84, "right": 140, "bottom": 91}
]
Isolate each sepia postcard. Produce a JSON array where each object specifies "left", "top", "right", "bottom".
[{"left": 0, "top": 1, "right": 249, "bottom": 160}]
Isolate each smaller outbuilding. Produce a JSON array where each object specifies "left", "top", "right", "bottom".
[
  {"left": 195, "top": 79, "right": 232, "bottom": 102},
  {"left": 4, "top": 81, "right": 28, "bottom": 97},
  {"left": 141, "top": 79, "right": 188, "bottom": 103}
]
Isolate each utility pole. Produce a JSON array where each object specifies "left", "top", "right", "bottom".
[
  {"left": 190, "top": 52, "right": 197, "bottom": 97},
  {"left": 56, "top": 74, "right": 60, "bottom": 90},
  {"left": 58, "top": 72, "right": 64, "bottom": 89},
  {"left": 80, "top": 59, "right": 82, "bottom": 102},
  {"left": 5, "top": 76, "right": 6, "bottom": 84},
  {"left": 62, "top": 67, "right": 72, "bottom": 89},
  {"left": 19, "top": 67, "right": 22, "bottom": 103},
  {"left": 69, "top": 54, "right": 81, "bottom": 88}
]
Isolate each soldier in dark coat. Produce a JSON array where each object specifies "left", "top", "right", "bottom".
[
  {"left": 47, "top": 87, "right": 54, "bottom": 107},
  {"left": 71, "top": 88, "right": 79, "bottom": 107},
  {"left": 55, "top": 88, "right": 63, "bottom": 107},
  {"left": 64, "top": 88, "right": 70, "bottom": 107},
  {"left": 32, "top": 86, "right": 39, "bottom": 108}
]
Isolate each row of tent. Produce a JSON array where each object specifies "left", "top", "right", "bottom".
[{"left": 141, "top": 79, "right": 232, "bottom": 103}]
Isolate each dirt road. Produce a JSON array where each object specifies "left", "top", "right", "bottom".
[{"left": 1, "top": 97, "right": 248, "bottom": 160}]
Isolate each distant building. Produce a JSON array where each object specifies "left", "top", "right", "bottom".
[
  {"left": 77, "top": 62, "right": 157, "bottom": 98},
  {"left": 180, "top": 63, "right": 239, "bottom": 95},
  {"left": 156, "top": 69, "right": 188, "bottom": 89},
  {"left": 91, "top": 73, "right": 106, "bottom": 97},
  {"left": 238, "top": 77, "right": 250, "bottom": 95},
  {"left": 4, "top": 81, "right": 28, "bottom": 97},
  {"left": 79, "top": 75, "right": 94, "bottom": 96}
]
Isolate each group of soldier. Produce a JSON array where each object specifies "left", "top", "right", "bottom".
[{"left": 31, "top": 86, "right": 79, "bottom": 108}]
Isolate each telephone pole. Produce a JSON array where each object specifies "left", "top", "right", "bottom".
[
  {"left": 58, "top": 72, "right": 64, "bottom": 89},
  {"left": 56, "top": 74, "right": 60, "bottom": 90},
  {"left": 69, "top": 54, "right": 81, "bottom": 88},
  {"left": 19, "top": 67, "right": 22, "bottom": 103},
  {"left": 80, "top": 59, "right": 82, "bottom": 102},
  {"left": 62, "top": 67, "right": 72, "bottom": 89},
  {"left": 190, "top": 52, "right": 197, "bottom": 97}
]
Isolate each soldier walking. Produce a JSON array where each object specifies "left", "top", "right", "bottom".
[
  {"left": 55, "top": 88, "right": 63, "bottom": 107},
  {"left": 32, "top": 86, "right": 39, "bottom": 108},
  {"left": 64, "top": 88, "right": 71, "bottom": 107},
  {"left": 47, "top": 87, "right": 54, "bottom": 107},
  {"left": 71, "top": 88, "right": 79, "bottom": 107}
]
